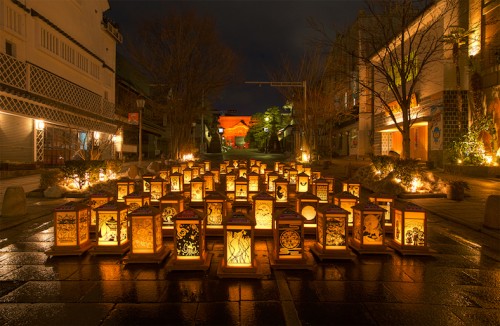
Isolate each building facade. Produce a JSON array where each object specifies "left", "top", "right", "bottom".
[{"left": 0, "top": 0, "right": 120, "bottom": 166}]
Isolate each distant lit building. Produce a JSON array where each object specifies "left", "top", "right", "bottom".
[
  {"left": 0, "top": 0, "right": 120, "bottom": 165},
  {"left": 218, "top": 115, "right": 251, "bottom": 149}
]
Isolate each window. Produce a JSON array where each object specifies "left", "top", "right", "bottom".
[{"left": 5, "top": 41, "right": 16, "bottom": 57}]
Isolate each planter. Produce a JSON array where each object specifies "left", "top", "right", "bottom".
[{"left": 446, "top": 185, "right": 465, "bottom": 201}]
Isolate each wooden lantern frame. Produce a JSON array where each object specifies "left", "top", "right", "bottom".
[
  {"left": 159, "top": 192, "right": 185, "bottom": 237},
  {"left": 116, "top": 178, "right": 135, "bottom": 202},
  {"left": 368, "top": 193, "right": 395, "bottom": 233},
  {"left": 252, "top": 191, "right": 275, "bottom": 236},
  {"left": 89, "top": 191, "right": 114, "bottom": 234},
  {"left": 204, "top": 191, "right": 227, "bottom": 236},
  {"left": 124, "top": 191, "right": 151, "bottom": 213},
  {"left": 349, "top": 202, "right": 390, "bottom": 254},
  {"left": 92, "top": 201, "right": 130, "bottom": 255}
]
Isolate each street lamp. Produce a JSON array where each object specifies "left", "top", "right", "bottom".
[{"left": 136, "top": 97, "right": 146, "bottom": 168}]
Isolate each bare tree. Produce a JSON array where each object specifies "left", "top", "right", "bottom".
[{"left": 127, "top": 9, "right": 239, "bottom": 159}]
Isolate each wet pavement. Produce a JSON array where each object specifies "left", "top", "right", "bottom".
[{"left": 0, "top": 151, "right": 499, "bottom": 325}]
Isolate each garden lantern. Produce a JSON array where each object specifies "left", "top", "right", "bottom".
[
  {"left": 125, "top": 205, "right": 170, "bottom": 264},
  {"left": 310, "top": 204, "right": 355, "bottom": 260},
  {"left": 159, "top": 193, "right": 185, "bottom": 237},
  {"left": 219, "top": 162, "right": 227, "bottom": 175},
  {"left": 203, "top": 170, "right": 215, "bottom": 192},
  {"left": 368, "top": 193, "right": 395, "bottom": 233},
  {"left": 278, "top": 162, "right": 285, "bottom": 175},
  {"left": 46, "top": 201, "right": 92, "bottom": 256},
  {"left": 116, "top": 177, "right": 135, "bottom": 202},
  {"left": 191, "top": 165, "right": 201, "bottom": 179},
  {"left": 311, "top": 170, "right": 321, "bottom": 183},
  {"left": 171, "top": 164, "right": 181, "bottom": 174},
  {"left": 274, "top": 161, "right": 280, "bottom": 172},
  {"left": 159, "top": 169, "right": 169, "bottom": 181},
  {"left": 167, "top": 207, "right": 211, "bottom": 271},
  {"left": 389, "top": 202, "right": 433, "bottom": 255},
  {"left": 189, "top": 176, "right": 205, "bottom": 208},
  {"left": 89, "top": 191, "right": 113, "bottom": 234},
  {"left": 211, "top": 168, "right": 220, "bottom": 184},
  {"left": 142, "top": 173, "right": 155, "bottom": 193},
  {"left": 267, "top": 171, "right": 279, "bottom": 192},
  {"left": 296, "top": 172, "right": 310, "bottom": 193},
  {"left": 124, "top": 191, "right": 151, "bottom": 213},
  {"left": 288, "top": 168, "right": 298, "bottom": 185},
  {"left": 333, "top": 191, "right": 359, "bottom": 228},
  {"left": 234, "top": 176, "right": 249, "bottom": 202},
  {"left": 182, "top": 167, "right": 193, "bottom": 187},
  {"left": 274, "top": 177, "right": 289, "bottom": 205},
  {"left": 225, "top": 170, "right": 236, "bottom": 193},
  {"left": 342, "top": 179, "right": 361, "bottom": 198},
  {"left": 204, "top": 191, "right": 227, "bottom": 236},
  {"left": 313, "top": 178, "right": 330, "bottom": 203},
  {"left": 180, "top": 162, "right": 187, "bottom": 172},
  {"left": 323, "top": 175, "right": 335, "bottom": 194},
  {"left": 350, "top": 202, "right": 389, "bottom": 254},
  {"left": 250, "top": 158, "right": 256, "bottom": 166},
  {"left": 250, "top": 164, "right": 260, "bottom": 174},
  {"left": 93, "top": 201, "right": 129, "bottom": 255},
  {"left": 252, "top": 191, "right": 274, "bottom": 236},
  {"left": 259, "top": 162, "right": 267, "bottom": 175},
  {"left": 238, "top": 167, "right": 248, "bottom": 179},
  {"left": 169, "top": 171, "right": 183, "bottom": 193},
  {"left": 150, "top": 177, "right": 167, "bottom": 204},
  {"left": 248, "top": 171, "right": 260, "bottom": 192},
  {"left": 271, "top": 208, "right": 313, "bottom": 269},
  {"left": 296, "top": 163, "right": 304, "bottom": 174},
  {"left": 227, "top": 164, "right": 235, "bottom": 174},
  {"left": 218, "top": 212, "right": 263, "bottom": 278},
  {"left": 304, "top": 166, "right": 312, "bottom": 178},
  {"left": 204, "top": 160, "right": 211, "bottom": 172},
  {"left": 296, "top": 192, "right": 320, "bottom": 233},
  {"left": 187, "top": 160, "right": 194, "bottom": 168},
  {"left": 263, "top": 168, "right": 273, "bottom": 185}
]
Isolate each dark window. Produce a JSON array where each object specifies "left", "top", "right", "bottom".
[{"left": 5, "top": 41, "right": 15, "bottom": 57}]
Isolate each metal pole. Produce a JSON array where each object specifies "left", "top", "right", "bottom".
[{"left": 138, "top": 108, "right": 142, "bottom": 168}]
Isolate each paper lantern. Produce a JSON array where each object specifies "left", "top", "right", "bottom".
[
  {"left": 169, "top": 172, "right": 183, "bottom": 193},
  {"left": 250, "top": 164, "right": 260, "bottom": 174},
  {"left": 277, "top": 163, "right": 285, "bottom": 175},
  {"left": 310, "top": 204, "right": 355, "bottom": 260},
  {"left": 252, "top": 191, "right": 275, "bottom": 235},
  {"left": 333, "top": 191, "right": 359, "bottom": 228},
  {"left": 211, "top": 168, "right": 220, "bottom": 184},
  {"left": 159, "top": 169, "right": 169, "bottom": 181},
  {"left": 303, "top": 166, "right": 312, "bottom": 178},
  {"left": 124, "top": 191, "right": 151, "bottom": 213},
  {"left": 149, "top": 177, "right": 167, "bottom": 204},
  {"left": 189, "top": 177, "right": 206, "bottom": 207},
  {"left": 323, "top": 175, "right": 335, "bottom": 193},
  {"left": 274, "top": 177, "right": 289, "bottom": 205},
  {"left": 247, "top": 171, "right": 260, "bottom": 192},
  {"left": 46, "top": 201, "right": 92, "bottom": 256},
  {"left": 182, "top": 167, "right": 193, "bottom": 187},
  {"left": 259, "top": 163, "right": 267, "bottom": 175},
  {"left": 187, "top": 160, "right": 194, "bottom": 168},
  {"left": 180, "top": 162, "right": 187, "bottom": 172},
  {"left": 296, "top": 192, "right": 320, "bottom": 233},
  {"left": 368, "top": 193, "right": 395, "bottom": 233},
  {"left": 313, "top": 178, "right": 330, "bottom": 204},
  {"left": 250, "top": 158, "right": 256, "bottom": 166},
  {"left": 311, "top": 170, "right": 321, "bottom": 183},
  {"left": 159, "top": 192, "right": 185, "bottom": 237},
  {"left": 93, "top": 201, "right": 129, "bottom": 255},
  {"left": 288, "top": 168, "right": 298, "bottom": 185},
  {"left": 342, "top": 179, "right": 361, "bottom": 198},
  {"left": 203, "top": 170, "right": 215, "bottom": 192},
  {"left": 167, "top": 208, "right": 211, "bottom": 271},
  {"left": 219, "top": 162, "right": 227, "bottom": 175},
  {"left": 274, "top": 161, "right": 280, "bottom": 172},
  {"left": 234, "top": 176, "right": 249, "bottom": 202},
  {"left": 125, "top": 205, "right": 170, "bottom": 264},
  {"left": 389, "top": 202, "right": 433, "bottom": 255},
  {"left": 225, "top": 170, "right": 237, "bottom": 193},
  {"left": 295, "top": 163, "right": 304, "bottom": 174},
  {"left": 142, "top": 173, "right": 155, "bottom": 193},
  {"left": 171, "top": 164, "right": 181, "bottom": 174},
  {"left": 270, "top": 208, "right": 313, "bottom": 270},
  {"left": 89, "top": 191, "right": 113, "bottom": 234},
  {"left": 191, "top": 165, "right": 201, "bottom": 179},
  {"left": 350, "top": 202, "right": 389, "bottom": 254},
  {"left": 296, "top": 172, "right": 310, "bottom": 193},
  {"left": 238, "top": 167, "right": 248, "bottom": 179},
  {"left": 204, "top": 160, "right": 211, "bottom": 172},
  {"left": 116, "top": 178, "right": 135, "bottom": 202},
  {"left": 267, "top": 171, "right": 279, "bottom": 192},
  {"left": 204, "top": 191, "right": 227, "bottom": 236}
]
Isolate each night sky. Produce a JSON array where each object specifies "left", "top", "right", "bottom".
[{"left": 107, "top": 0, "right": 364, "bottom": 116}]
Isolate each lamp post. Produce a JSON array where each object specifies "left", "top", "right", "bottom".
[
  {"left": 218, "top": 126, "right": 224, "bottom": 152},
  {"left": 136, "top": 98, "right": 146, "bottom": 168}
]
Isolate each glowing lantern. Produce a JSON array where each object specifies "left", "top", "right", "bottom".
[
  {"left": 218, "top": 212, "right": 263, "bottom": 278},
  {"left": 150, "top": 177, "right": 167, "bottom": 204},
  {"left": 227, "top": 164, "right": 235, "bottom": 174},
  {"left": 189, "top": 177, "right": 206, "bottom": 208},
  {"left": 263, "top": 168, "right": 273, "bottom": 185},
  {"left": 288, "top": 168, "right": 298, "bottom": 185},
  {"left": 142, "top": 173, "right": 155, "bottom": 193},
  {"left": 219, "top": 162, "right": 227, "bottom": 175},
  {"left": 247, "top": 171, "right": 260, "bottom": 192},
  {"left": 89, "top": 191, "right": 114, "bottom": 234},
  {"left": 296, "top": 163, "right": 304, "bottom": 174},
  {"left": 250, "top": 164, "right": 260, "bottom": 174},
  {"left": 187, "top": 160, "right": 194, "bottom": 168},
  {"left": 250, "top": 158, "right": 256, "bottom": 166},
  {"left": 180, "top": 162, "right": 187, "bottom": 172},
  {"left": 93, "top": 201, "right": 129, "bottom": 255},
  {"left": 342, "top": 179, "right": 361, "bottom": 198},
  {"left": 116, "top": 178, "right": 135, "bottom": 202},
  {"left": 252, "top": 191, "right": 274, "bottom": 236},
  {"left": 296, "top": 172, "right": 310, "bottom": 193},
  {"left": 203, "top": 170, "right": 215, "bottom": 192},
  {"left": 204, "top": 191, "right": 227, "bottom": 236},
  {"left": 350, "top": 202, "right": 389, "bottom": 254},
  {"left": 311, "top": 170, "right": 321, "bottom": 183},
  {"left": 238, "top": 167, "right": 248, "bottom": 179},
  {"left": 267, "top": 171, "right": 279, "bottom": 192},
  {"left": 310, "top": 204, "right": 355, "bottom": 260},
  {"left": 159, "top": 193, "right": 184, "bottom": 237},
  {"left": 274, "top": 177, "right": 289, "bottom": 205},
  {"left": 182, "top": 167, "right": 193, "bottom": 187},
  {"left": 271, "top": 208, "right": 313, "bottom": 269},
  {"left": 211, "top": 168, "right": 220, "bottom": 184},
  {"left": 296, "top": 192, "right": 320, "bottom": 233},
  {"left": 124, "top": 191, "right": 151, "bottom": 213},
  {"left": 277, "top": 163, "right": 285, "bottom": 175},
  {"left": 259, "top": 163, "right": 267, "bottom": 175},
  {"left": 171, "top": 164, "right": 181, "bottom": 174},
  {"left": 167, "top": 208, "right": 211, "bottom": 271},
  {"left": 274, "top": 162, "right": 280, "bottom": 172},
  {"left": 46, "top": 201, "right": 92, "bottom": 256},
  {"left": 225, "top": 170, "right": 237, "bottom": 193},
  {"left": 368, "top": 193, "right": 395, "bottom": 233},
  {"left": 191, "top": 165, "right": 200, "bottom": 179},
  {"left": 125, "top": 205, "right": 170, "bottom": 264},
  {"left": 333, "top": 191, "right": 359, "bottom": 228},
  {"left": 303, "top": 166, "right": 312, "bottom": 178},
  {"left": 323, "top": 175, "right": 335, "bottom": 194},
  {"left": 234, "top": 176, "right": 249, "bottom": 202},
  {"left": 389, "top": 202, "right": 433, "bottom": 255},
  {"left": 313, "top": 178, "right": 330, "bottom": 203},
  {"left": 169, "top": 172, "right": 183, "bottom": 193},
  {"left": 204, "top": 160, "right": 211, "bottom": 172},
  {"left": 159, "top": 169, "right": 169, "bottom": 181}
]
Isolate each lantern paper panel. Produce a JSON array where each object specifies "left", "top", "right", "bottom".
[
  {"left": 97, "top": 210, "right": 128, "bottom": 246},
  {"left": 55, "top": 212, "right": 78, "bottom": 247},
  {"left": 131, "top": 216, "right": 158, "bottom": 254},
  {"left": 117, "top": 179, "right": 135, "bottom": 202},
  {"left": 321, "top": 215, "right": 347, "bottom": 249},
  {"left": 150, "top": 179, "right": 166, "bottom": 203},
  {"left": 176, "top": 222, "right": 201, "bottom": 258},
  {"left": 226, "top": 227, "right": 252, "bottom": 267},
  {"left": 89, "top": 193, "right": 113, "bottom": 232},
  {"left": 278, "top": 223, "right": 303, "bottom": 259},
  {"left": 254, "top": 199, "right": 273, "bottom": 230},
  {"left": 315, "top": 183, "right": 329, "bottom": 203},
  {"left": 403, "top": 217, "right": 425, "bottom": 246},
  {"left": 170, "top": 172, "right": 183, "bottom": 192}
]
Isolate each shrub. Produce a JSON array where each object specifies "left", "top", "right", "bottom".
[{"left": 40, "top": 169, "right": 64, "bottom": 189}]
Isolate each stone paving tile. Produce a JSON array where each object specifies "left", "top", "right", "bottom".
[
  {"left": 294, "top": 302, "right": 376, "bottom": 325},
  {"left": 102, "top": 303, "right": 197, "bottom": 325},
  {"left": 449, "top": 306, "right": 500, "bottom": 325},
  {"left": 0, "top": 264, "right": 77, "bottom": 281},
  {"left": 80, "top": 280, "right": 168, "bottom": 303},
  {"left": 364, "top": 303, "right": 466, "bottom": 325},
  {"left": 195, "top": 301, "right": 240, "bottom": 325},
  {"left": 240, "top": 301, "right": 286, "bottom": 326},
  {"left": 0, "top": 303, "right": 114, "bottom": 326},
  {"left": 0, "top": 280, "right": 97, "bottom": 303},
  {"left": 239, "top": 279, "right": 281, "bottom": 301}
]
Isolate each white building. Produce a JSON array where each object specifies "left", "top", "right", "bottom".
[{"left": 0, "top": 0, "right": 121, "bottom": 165}]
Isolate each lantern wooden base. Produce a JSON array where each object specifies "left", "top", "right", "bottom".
[
  {"left": 217, "top": 258, "right": 265, "bottom": 279},
  {"left": 123, "top": 246, "right": 171, "bottom": 264},
  {"left": 348, "top": 239, "right": 393, "bottom": 255},
  {"left": 90, "top": 243, "right": 130, "bottom": 256},
  {"left": 165, "top": 252, "right": 213, "bottom": 271},
  {"left": 90, "top": 225, "right": 97, "bottom": 234},
  {"left": 270, "top": 252, "right": 315, "bottom": 270},
  {"left": 310, "top": 243, "right": 357, "bottom": 261},
  {"left": 161, "top": 227, "right": 174, "bottom": 238},
  {"left": 384, "top": 224, "right": 394, "bottom": 234},
  {"left": 389, "top": 240, "right": 436, "bottom": 256},
  {"left": 206, "top": 226, "right": 224, "bottom": 237},
  {"left": 188, "top": 201, "right": 204, "bottom": 210},
  {"left": 254, "top": 228, "right": 273, "bottom": 237},
  {"left": 303, "top": 224, "right": 317, "bottom": 235},
  {"left": 46, "top": 242, "right": 93, "bottom": 257}
]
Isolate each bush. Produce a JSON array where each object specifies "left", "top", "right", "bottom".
[{"left": 40, "top": 169, "right": 64, "bottom": 189}]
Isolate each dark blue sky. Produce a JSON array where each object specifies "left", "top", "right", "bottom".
[{"left": 107, "top": 0, "right": 364, "bottom": 115}]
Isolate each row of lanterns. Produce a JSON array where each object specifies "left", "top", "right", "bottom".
[{"left": 46, "top": 158, "right": 433, "bottom": 278}]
